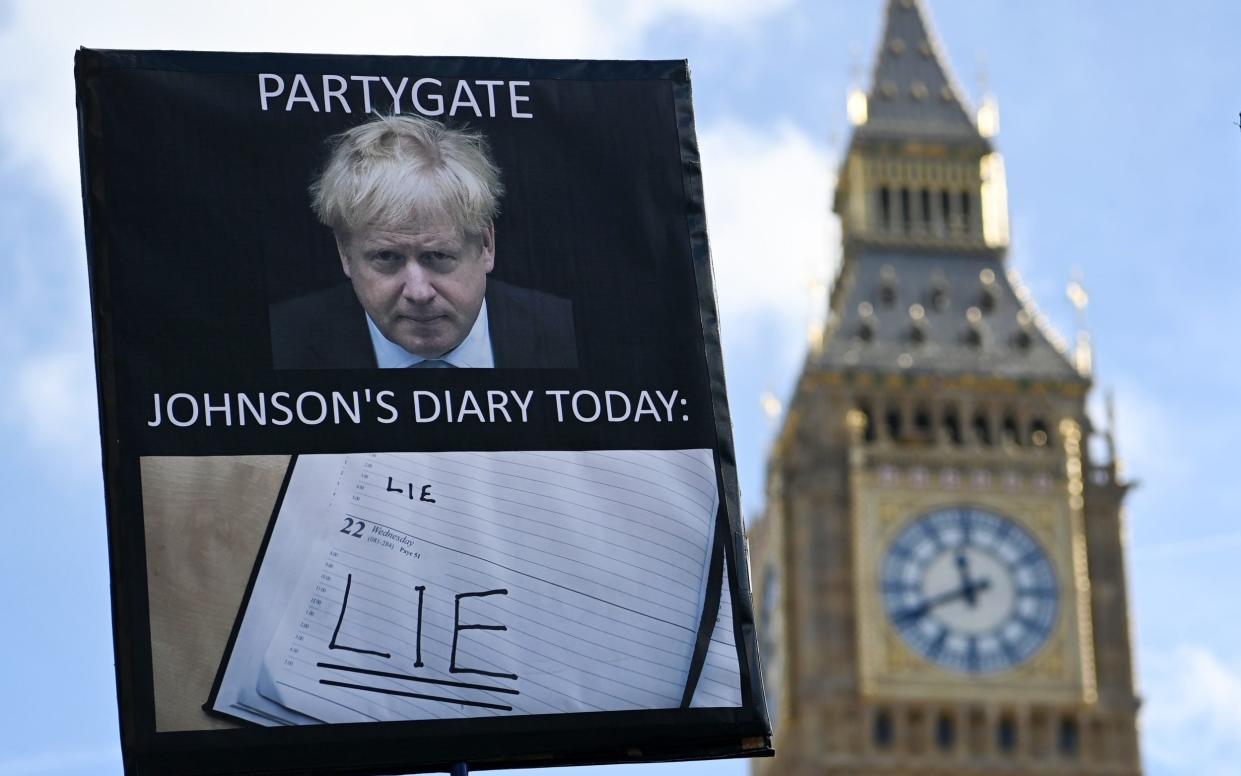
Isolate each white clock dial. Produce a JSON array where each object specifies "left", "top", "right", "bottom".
[{"left": 880, "top": 506, "right": 1058, "bottom": 674}]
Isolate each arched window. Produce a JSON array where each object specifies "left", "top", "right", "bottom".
[
  {"left": 901, "top": 187, "right": 913, "bottom": 233},
  {"left": 880, "top": 282, "right": 897, "bottom": 307},
  {"left": 920, "top": 188, "right": 932, "bottom": 230},
  {"left": 1058, "top": 716, "right": 1080, "bottom": 757},
  {"left": 885, "top": 406, "right": 903, "bottom": 442},
  {"left": 873, "top": 708, "right": 894, "bottom": 749},
  {"left": 964, "top": 318, "right": 983, "bottom": 348},
  {"left": 997, "top": 714, "right": 1018, "bottom": 755},
  {"left": 913, "top": 407, "right": 933, "bottom": 442},
  {"left": 940, "top": 190, "right": 952, "bottom": 234},
  {"left": 857, "top": 401, "right": 877, "bottom": 442},
  {"left": 879, "top": 186, "right": 892, "bottom": 230},
  {"left": 1030, "top": 418, "right": 1049, "bottom": 447},
  {"left": 972, "top": 412, "right": 991, "bottom": 446},
  {"left": 858, "top": 319, "right": 874, "bottom": 342},
  {"left": 943, "top": 408, "right": 963, "bottom": 445},
  {"left": 936, "top": 712, "right": 956, "bottom": 752},
  {"left": 959, "top": 191, "right": 972, "bottom": 234},
  {"left": 1003, "top": 414, "right": 1022, "bottom": 446}
]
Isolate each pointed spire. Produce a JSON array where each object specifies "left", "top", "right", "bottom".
[{"left": 855, "top": 0, "right": 986, "bottom": 145}]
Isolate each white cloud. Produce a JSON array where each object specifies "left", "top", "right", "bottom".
[
  {"left": 1143, "top": 645, "right": 1241, "bottom": 776},
  {"left": 697, "top": 119, "right": 836, "bottom": 368},
  {"left": 10, "top": 348, "right": 100, "bottom": 462}
]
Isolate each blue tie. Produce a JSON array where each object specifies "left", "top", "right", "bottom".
[{"left": 409, "top": 359, "right": 455, "bottom": 368}]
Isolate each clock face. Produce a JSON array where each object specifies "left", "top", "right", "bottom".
[{"left": 880, "top": 506, "right": 1059, "bottom": 674}]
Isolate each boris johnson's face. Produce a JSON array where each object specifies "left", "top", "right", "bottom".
[{"left": 338, "top": 217, "right": 494, "bottom": 359}]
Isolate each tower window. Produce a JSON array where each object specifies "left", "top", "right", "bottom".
[
  {"left": 1058, "top": 716, "right": 1080, "bottom": 757},
  {"left": 879, "top": 186, "right": 892, "bottom": 230},
  {"left": 1003, "top": 414, "right": 1021, "bottom": 445},
  {"left": 900, "top": 187, "right": 912, "bottom": 233},
  {"left": 943, "top": 408, "right": 963, "bottom": 445},
  {"left": 935, "top": 712, "right": 956, "bottom": 751},
  {"left": 960, "top": 191, "right": 972, "bottom": 234},
  {"left": 913, "top": 407, "right": 932, "bottom": 441},
  {"left": 972, "top": 413, "right": 991, "bottom": 446},
  {"left": 857, "top": 401, "right": 877, "bottom": 442},
  {"left": 1031, "top": 418, "right": 1049, "bottom": 447},
  {"left": 885, "top": 406, "right": 903, "bottom": 441},
  {"left": 920, "top": 188, "right": 932, "bottom": 230},
  {"left": 997, "top": 715, "right": 1018, "bottom": 755},
  {"left": 873, "top": 709, "right": 894, "bottom": 749},
  {"left": 940, "top": 189, "right": 952, "bottom": 233}
]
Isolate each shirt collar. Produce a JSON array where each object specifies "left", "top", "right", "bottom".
[{"left": 366, "top": 299, "right": 495, "bottom": 369}]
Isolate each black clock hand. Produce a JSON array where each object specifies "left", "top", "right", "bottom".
[
  {"left": 956, "top": 551, "right": 979, "bottom": 607},
  {"left": 891, "top": 578, "right": 992, "bottom": 624}
]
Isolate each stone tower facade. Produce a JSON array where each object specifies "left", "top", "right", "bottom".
[{"left": 749, "top": 1, "right": 1142, "bottom": 774}]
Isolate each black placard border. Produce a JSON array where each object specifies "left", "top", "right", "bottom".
[{"left": 77, "top": 47, "right": 773, "bottom": 775}]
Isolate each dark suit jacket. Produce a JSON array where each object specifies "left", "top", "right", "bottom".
[{"left": 270, "top": 278, "right": 578, "bottom": 369}]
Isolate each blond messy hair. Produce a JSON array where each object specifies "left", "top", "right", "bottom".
[{"left": 310, "top": 114, "right": 503, "bottom": 241}]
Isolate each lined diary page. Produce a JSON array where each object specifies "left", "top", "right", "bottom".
[
  {"left": 691, "top": 571, "right": 742, "bottom": 708},
  {"left": 216, "top": 449, "right": 742, "bottom": 724}
]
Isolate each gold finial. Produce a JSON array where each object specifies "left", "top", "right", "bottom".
[
  {"left": 846, "top": 45, "right": 868, "bottom": 126},
  {"left": 1067, "top": 277, "right": 1089, "bottom": 312},
  {"left": 848, "top": 88, "right": 869, "bottom": 126},
  {"left": 761, "top": 390, "right": 783, "bottom": 423},
  {"left": 975, "top": 54, "right": 1000, "bottom": 137},
  {"left": 1067, "top": 270, "right": 1092, "bottom": 375},
  {"left": 977, "top": 94, "right": 1000, "bottom": 138}
]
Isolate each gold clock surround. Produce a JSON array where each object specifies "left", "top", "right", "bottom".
[{"left": 853, "top": 474, "right": 1098, "bottom": 705}]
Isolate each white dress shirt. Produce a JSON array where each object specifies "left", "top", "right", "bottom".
[{"left": 366, "top": 300, "right": 495, "bottom": 368}]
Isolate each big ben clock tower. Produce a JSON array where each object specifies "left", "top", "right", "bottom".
[{"left": 749, "top": 1, "right": 1142, "bottom": 774}]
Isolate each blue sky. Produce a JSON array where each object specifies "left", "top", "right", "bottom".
[{"left": 1, "top": 1, "right": 1239, "bottom": 775}]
